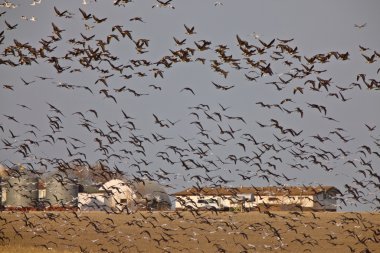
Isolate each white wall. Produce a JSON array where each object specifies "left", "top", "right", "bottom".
[
  {"left": 38, "top": 189, "right": 46, "bottom": 199},
  {"left": 100, "top": 179, "right": 136, "bottom": 212},
  {"left": 1, "top": 188, "right": 5, "bottom": 203},
  {"left": 175, "top": 194, "right": 255, "bottom": 209},
  {"left": 78, "top": 193, "right": 106, "bottom": 210},
  {"left": 176, "top": 192, "right": 337, "bottom": 211},
  {"left": 254, "top": 195, "right": 315, "bottom": 207},
  {"left": 176, "top": 195, "right": 226, "bottom": 209}
]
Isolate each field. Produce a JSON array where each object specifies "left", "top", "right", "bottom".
[{"left": 0, "top": 211, "right": 379, "bottom": 253}]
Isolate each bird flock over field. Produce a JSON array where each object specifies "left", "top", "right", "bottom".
[{"left": 0, "top": 0, "right": 380, "bottom": 252}]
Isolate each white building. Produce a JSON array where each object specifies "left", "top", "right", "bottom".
[
  {"left": 101, "top": 179, "right": 136, "bottom": 213},
  {"left": 251, "top": 186, "right": 340, "bottom": 211},
  {"left": 78, "top": 179, "right": 136, "bottom": 213},
  {"left": 174, "top": 186, "right": 340, "bottom": 211},
  {"left": 78, "top": 192, "right": 106, "bottom": 211},
  {"left": 174, "top": 187, "right": 257, "bottom": 211}
]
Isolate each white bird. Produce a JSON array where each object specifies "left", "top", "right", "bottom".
[
  {"left": 354, "top": 23, "right": 367, "bottom": 29},
  {"left": 30, "top": 0, "right": 41, "bottom": 6},
  {"left": 251, "top": 32, "right": 260, "bottom": 39},
  {"left": 3, "top": 2, "right": 17, "bottom": 8}
]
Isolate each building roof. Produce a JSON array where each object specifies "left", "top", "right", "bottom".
[{"left": 174, "top": 186, "right": 339, "bottom": 197}]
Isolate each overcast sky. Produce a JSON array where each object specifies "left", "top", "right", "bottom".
[{"left": 1, "top": 0, "right": 379, "bottom": 211}]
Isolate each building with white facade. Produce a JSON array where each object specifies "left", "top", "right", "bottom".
[
  {"left": 101, "top": 179, "right": 136, "bottom": 212},
  {"left": 174, "top": 186, "right": 340, "bottom": 211},
  {"left": 78, "top": 179, "right": 136, "bottom": 212}
]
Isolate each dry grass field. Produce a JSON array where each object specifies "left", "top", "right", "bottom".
[{"left": 0, "top": 211, "right": 379, "bottom": 253}]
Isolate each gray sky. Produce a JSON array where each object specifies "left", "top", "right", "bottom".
[{"left": 1, "top": 0, "right": 380, "bottom": 211}]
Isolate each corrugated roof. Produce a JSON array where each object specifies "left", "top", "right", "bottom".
[{"left": 174, "top": 186, "right": 338, "bottom": 197}]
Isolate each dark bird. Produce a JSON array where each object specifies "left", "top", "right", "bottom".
[
  {"left": 80, "top": 33, "right": 95, "bottom": 41},
  {"left": 153, "top": 114, "right": 169, "bottom": 128},
  {"left": 87, "top": 109, "right": 98, "bottom": 118},
  {"left": 3, "top": 84, "right": 14, "bottom": 90},
  {"left": 365, "top": 124, "right": 376, "bottom": 131},
  {"left": 53, "top": 6, "right": 73, "bottom": 18},
  {"left": 280, "top": 98, "right": 294, "bottom": 104},
  {"left": 180, "top": 87, "right": 195, "bottom": 95},
  {"left": 5, "top": 20, "right": 18, "bottom": 30},
  {"left": 293, "top": 87, "right": 304, "bottom": 94},
  {"left": 79, "top": 8, "right": 92, "bottom": 20},
  {"left": 339, "top": 92, "right": 352, "bottom": 102},
  {"left": 211, "top": 81, "right": 234, "bottom": 90},
  {"left": 130, "top": 17, "right": 144, "bottom": 22},
  {"left": 184, "top": 24, "right": 196, "bottom": 35},
  {"left": 51, "top": 22, "right": 65, "bottom": 37},
  {"left": 307, "top": 103, "right": 327, "bottom": 115},
  {"left": 3, "top": 114, "right": 19, "bottom": 123},
  {"left": 153, "top": 0, "right": 174, "bottom": 8},
  {"left": 218, "top": 103, "right": 230, "bottom": 111},
  {"left": 17, "top": 104, "right": 32, "bottom": 110},
  {"left": 362, "top": 53, "right": 376, "bottom": 64},
  {"left": 93, "top": 15, "right": 107, "bottom": 23},
  {"left": 173, "top": 37, "right": 186, "bottom": 46},
  {"left": 149, "top": 84, "right": 162, "bottom": 90},
  {"left": 259, "top": 38, "right": 275, "bottom": 49},
  {"left": 20, "top": 77, "right": 36, "bottom": 85}
]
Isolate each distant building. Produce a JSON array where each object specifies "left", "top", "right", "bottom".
[
  {"left": 174, "top": 187, "right": 257, "bottom": 211},
  {"left": 77, "top": 183, "right": 107, "bottom": 211},
  {"left": 101, "top": 179, "right": 136, "bottom": 213},
  {"left": 78, "top": 179, "right": 136, "bottom": 213},
  {"left": 132, "top": 180, "right": 172, "bottom": 211},
  {"left": 174, "top": 186, "right": 340, "bottom": 211},
  {"left": 3, "top": 169, "right": 39, "bottom": 209}
]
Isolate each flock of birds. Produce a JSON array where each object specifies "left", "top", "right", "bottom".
[
  {"left": 0, "top": 210, "right": 378, "bottom": 253},
  {"left": 0, "top": 0, "right": 380, "bottom": 252}
]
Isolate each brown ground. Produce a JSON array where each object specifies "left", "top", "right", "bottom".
[{"left": 0, "top": 211, "right": 379, "bottom": 253}]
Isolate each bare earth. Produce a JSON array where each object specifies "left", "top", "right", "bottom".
[{"left": 0, "top": 211, "right": 379, "bottom": 253}]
